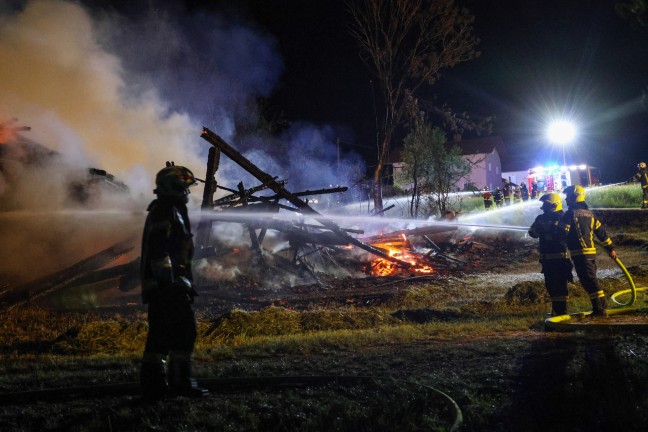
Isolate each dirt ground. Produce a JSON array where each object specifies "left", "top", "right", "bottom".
[{"left": 2, "top": 212, "right": 648, "bottom": 431}]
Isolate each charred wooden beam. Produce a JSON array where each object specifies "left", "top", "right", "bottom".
[
  {"left": 0, "top": 239, "right": 134, "bottom": 308},
  {"left": 200, "top": 127, "right": 411, "bottom": 268},
  {"left": 215, "top": 185, "right": 347, "bottom": 209},
  {"left": 213, "top": 181, "right": 275, "bottom": 207},
  {"left": 201, "top": 147, "right": 220, "bottom": 209},
  {"left": 272, "top": 186, "right": 348, "bottom": 199},
  {"left": 196, "top": 147, "right": 221, "bottom": 249},
  {"left": 372, "top": 204, "right": 395, "bottom": 216}
]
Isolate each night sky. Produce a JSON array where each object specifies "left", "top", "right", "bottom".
[
  {"left": 4, "top": 0, "right": 648, "bottom": 184},
  {"left": 236, "top": 0, "right": 648, "bottom": 182}
]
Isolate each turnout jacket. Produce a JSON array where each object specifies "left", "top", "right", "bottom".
[
  {"left": 630, "top": 169, "right": 648, "bottom": 189},
  {"left": 528, "top": 210, "right": 567, "bottom": 261},
  {"left": 140, "top": 197, "right": 194, "bottom": 303},
  {"left": 557, "top": 202, "right": 614, "bottom": 258}
]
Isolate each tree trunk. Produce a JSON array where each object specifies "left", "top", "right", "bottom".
[
  {"left": 410, "top": 177, "right": 418, "bottom": 218},
  {"left": 372, "top": 162, "right": 383, "bottom": 213}
]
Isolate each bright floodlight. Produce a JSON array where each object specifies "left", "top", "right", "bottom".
[{"left": 547, "top": 121, "right": 576, "bottom": 144}]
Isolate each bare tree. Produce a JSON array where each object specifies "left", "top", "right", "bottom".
[
  {"left": 615, "top": 0, "right": 648, "bottom": 27},
  {"left": 347, "top": 0, "right": 480, "bottom": 212}
]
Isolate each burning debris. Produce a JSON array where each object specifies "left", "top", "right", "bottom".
[{"left": 1, "top": 127, "right": 493, "bottom": 310}]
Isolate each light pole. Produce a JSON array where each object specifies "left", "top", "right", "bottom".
[{"left": 547, "top": 120, "right": 576, "bottom": 167}]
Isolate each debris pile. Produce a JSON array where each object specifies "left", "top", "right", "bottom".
[{"left": 1, "top": 128, "right": 514, "bottom": 311}]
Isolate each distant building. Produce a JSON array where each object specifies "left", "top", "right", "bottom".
[
  {"left": 390, "top": 135, "right": 505, "bottom": 192},
  {"left": 455, "top": 136, "right": 504, "bottom": 191}
]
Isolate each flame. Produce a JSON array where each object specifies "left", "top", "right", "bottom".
[
  {"left": 367, "top": 234, "right": 434, "bottom": 276},
  {"left": 0, "top": 118, "right": 30, "bottom": 144}
]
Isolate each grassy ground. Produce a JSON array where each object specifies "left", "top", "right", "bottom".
[
  {"left": 1, "top": 196, "right": 648, "bottom": 431},
  {"left": 2, "top": 234, "right": 648, "bottom": 431}
]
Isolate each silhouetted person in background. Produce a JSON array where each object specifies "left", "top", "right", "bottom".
[
  {"left": 531, "top": 180, "right": 539, "bottom": 199},
  {"left": 502, "top": 179, "right": 513, "bottom": 205},
  {"left": 482, "top": 186, "right": 493, "bottom": 210},
  {"left": 628, "top": 161, "right": 648, "bottom": 209},
  {"left": 520, "top": 182, "right": 529, "bottom": 201},
  {"left": 493, "top": 187, "right": 504, "bottom": 208}
]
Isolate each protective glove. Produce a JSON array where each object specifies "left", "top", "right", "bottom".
[
  {"left": 173, "top": 276, "right": 198, "bottom": 303},
  {"left": 150, "top": 256, "right": 174, "bottom": 284}
]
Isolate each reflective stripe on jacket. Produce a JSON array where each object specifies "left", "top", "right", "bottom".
[{"left": 558, "top": 204, "right": 613, "bottom": 257}]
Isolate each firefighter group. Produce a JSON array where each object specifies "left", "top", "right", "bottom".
[
  {"left": 484, "top": 161, "right": 648, "bottom": 211},
  {"left": 495, "top": 161, "right": 648, "bottom": 317},
  {"left": 482, "top": 178, "right": 535, "bottom": 210},
  {"left": 528, "top": 185, "right": 616, "bottom": 317}
]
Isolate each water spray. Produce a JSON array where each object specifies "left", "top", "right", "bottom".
[{"left": 191, "top": 210, "right": 531, "bottom": 233}]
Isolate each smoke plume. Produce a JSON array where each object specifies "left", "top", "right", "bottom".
[{"left": 0, "top": 0, "right": 365, "bottom": 290}]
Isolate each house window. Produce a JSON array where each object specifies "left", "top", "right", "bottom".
[{"left": 488, "top": 162, "right": 492, "bottom": 172}]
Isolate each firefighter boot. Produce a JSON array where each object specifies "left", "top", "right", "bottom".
[
  {"left": 168, "top": 352, "right": 209, "bottom": 398},
  {"left": 590, "top": 293, "right": 609, "bottom": 317},
  {"left": 140, "top": 356, "right": 168, "bottom": 402},
  {"left": 551, "top": 300, "right": 567, "bottom": 316}
]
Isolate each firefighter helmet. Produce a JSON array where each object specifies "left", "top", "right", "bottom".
[
  {"left": 539, "top": 193, "right": 562, "bottom": 212},
  {"left": 639, "top": 162, "right": 647, "bottom": 170},
  {"left": 154, "top": 162, "right": 197, "bottom": 198},
  {"left": 563, "top": 185, "right": 585, "bottom": 203}
]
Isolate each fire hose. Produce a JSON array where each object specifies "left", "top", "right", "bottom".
[
  {"left": 0, "top": 375, "right": 462, "bottom": 431},
  {"left": 545, "top": 257, "right": 648, "bottom": 331}
]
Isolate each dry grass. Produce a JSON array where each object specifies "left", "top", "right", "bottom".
[{"left": 2, "top": 229, "right": 648, "bottom": 431}]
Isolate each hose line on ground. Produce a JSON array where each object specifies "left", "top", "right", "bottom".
[
  {"left": 610, "top": 257, "right": 647, "bottom": 306},
  {"left": 545, "top": 257, "right": 648, "bottom": 331},
  {"left": 0, "top": 375, "right": 462, "bottom": 431}
]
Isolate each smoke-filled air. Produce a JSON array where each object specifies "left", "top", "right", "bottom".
[{"left": 0, "top": 0, "right": 365, "bottom": 287}]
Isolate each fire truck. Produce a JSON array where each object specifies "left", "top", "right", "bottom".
[{"left": 526, "top": 164, "right": 600, "bottom": 194}]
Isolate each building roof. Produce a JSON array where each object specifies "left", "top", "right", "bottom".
[
  {"left": 388, "top": 135, "right": 506, "bottom": 165},
  {"left": 456, "top": 135, "right": 505, "bottom": 157}
]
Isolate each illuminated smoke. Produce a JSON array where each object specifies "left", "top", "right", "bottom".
[
  {"left": 0, "top": 0, "right": 210, "bottom": 198},
  {"left": 0, "top": 1, "right": 365, "bottom": 290},
  {"left": 0, "top": 0, "right": 277, "bottom": 285}
]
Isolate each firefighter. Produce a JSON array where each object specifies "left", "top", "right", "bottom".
[
  {"left": 493, "top": 187, "right": 504, "bottom": 207},
  {"left": 482, "top": 186, "right": 493, "bottom": 210},
  {"left": 557, "top": 185, "right": 617, "bottom": 316},
  {"left": 531, "top": 180, "right": 539, "bottom": 199},
  {"left": 139, "top": 162, "right": 208, "bottom": 400},
  {"left": 528, "top": 193, "right": 573, "bottom": 315},
  {"left": 502, "top": 179, "right": 513, "bottom": 205},
  {"left": 513, "top": 185, "right": 522, "bottom": 204},
  {"left": 520, "top": 182, "right": 529, "bottom": 201},
  {"left": 628, "top": 161, "right": 648, "bottom": 209}
]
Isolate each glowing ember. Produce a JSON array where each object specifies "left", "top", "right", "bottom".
[
  {"left": 367, "top": 234, "right": 434, "bottom": 276},
  {"left": 0, "top": 118, "right": 30, "bottom": 144}
]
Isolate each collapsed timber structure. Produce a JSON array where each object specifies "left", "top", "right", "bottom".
[{"left": 1, "top": 128, "right": 466, "bottom": 309}]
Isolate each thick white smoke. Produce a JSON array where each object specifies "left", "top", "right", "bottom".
[
  {"left": 0, "top": 0, "right": 209, "bottom": 199},
  {"left": 0, "top": 0, "right": 365, "bottom": 291},
  {"left": 0, "top": 0, "right": 281, "bottom": 285}
]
